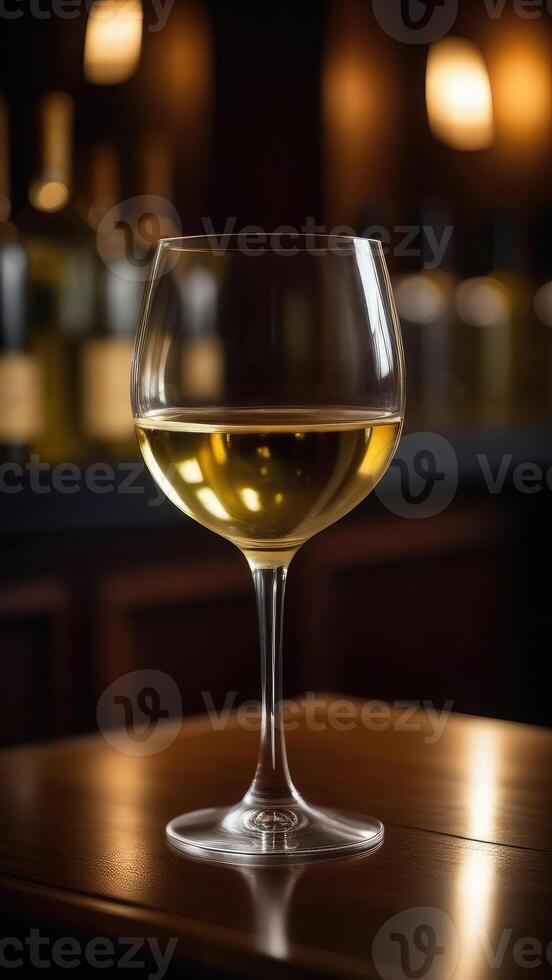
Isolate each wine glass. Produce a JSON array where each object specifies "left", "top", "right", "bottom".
[{"left": 131, "top": 232, "right": 405, "bottom": 862}]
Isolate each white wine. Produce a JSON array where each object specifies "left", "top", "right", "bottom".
[{"left": 136, "top": 409, "right": 402, "bottom": 558}]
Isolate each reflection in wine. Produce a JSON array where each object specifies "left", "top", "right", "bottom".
[{"left": 136, "top": 408, "right": 402, "bottom": 562}]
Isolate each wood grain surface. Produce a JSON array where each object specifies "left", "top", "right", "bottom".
[{"left": 0, "top": 700, "right": 550, "bottom": 978}]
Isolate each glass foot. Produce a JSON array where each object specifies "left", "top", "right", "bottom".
[{"left": 166, "top": 798, "right": 384, "bottom": 864}]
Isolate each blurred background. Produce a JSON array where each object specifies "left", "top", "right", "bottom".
[{"left": 1, "top": 0, "right": 551, "bottom": 745}]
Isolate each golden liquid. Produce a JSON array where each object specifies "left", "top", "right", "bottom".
[{"left": 135, "top": 409, "right": 402, "bottom": 558}]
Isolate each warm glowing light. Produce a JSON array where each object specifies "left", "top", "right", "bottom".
[
  {"left": 467, "top": 727, "right": 498, "bottom": 840},
  {"left": 456, "top": 850, "right": 496, "bottom": 975},
  {"left": 88, "top": 144, "right": 119, "bottom": 229},
  {"left": 394, "top": 274, "right": 448, "bottom": 324},
  {"left": 153, "top": 1, "right": 213, "bottom": 121},
  {"left": 181, "top": 336, "right": 224, "bottom": 400},
  {"left": 490, "top": 29, "right": 551, "bottom": 149},
  {"left": 359, "top": 424, "right": 394, "bottom": 479},
  {"left": 453, "top": 726, "right": 499, "bottom": 976},
  {"left": 178, "top": 459, "right": 203, "bottom": 484},
  {"left": 86, "top": 751, "right": 156, "bottom": 899},
  {"left": 30, "top": 93, "right": 73, "bottom": 213},
  {"left": 535, "top": 282, "right": 552, "bottom": 328},
  {"left": 84, "top": 0, "right": 143, "bottom": 85},
  {"left": 210, "top": 433, "right": 228, "bottom": 465},
  {"left": 426, "top": 37, "right": 494, "bottom": 150},
  {"left": 322, "top": 0, "right": 391, "bottom": 225},
  {"left": 240, "top": 488, "right": 261, "bottom": 512},
  {"left": 29, "top": 179, "right": 69, "bottom": 213},
  {"left": 196, "top": 488, "right": 230, "bottom": 521},
  {"left": 456, "top": 277, "right": 510, "bottom": 328}
]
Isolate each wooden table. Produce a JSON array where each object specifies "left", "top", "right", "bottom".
[{"left": 0, "top": 699, "right": 550, "bottom": 979}]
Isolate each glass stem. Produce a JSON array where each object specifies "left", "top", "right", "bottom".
[{"left": 244, "top": 564, "right": 298, "bottom": 808}]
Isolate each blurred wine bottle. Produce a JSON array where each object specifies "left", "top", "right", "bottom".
[
  {"left": 179, "top": 264, "right": 224, "bottom": 403},
  {"left": 136, "top": 134, "right": 179, "bottom": 246},
  {"left": 454, "top": 212, "right": 523, "bottom": 427},
  {"left": 0, "top": 95, "right": 43, "bottom": 464},
  {"left": 80, "top": 144, "right": 141, "bottom": 460},
  {"left": 393, "top": 199, "right": 455, "bottom": 428},
  {"left": 86, "top": 143, "right": 119, "bottom": 232},
  {"left": 138, "top": 135, "right": 222, "bottom": 402},
  {"left": 19, "top": 92, "right": 95, "bottom": 463}
]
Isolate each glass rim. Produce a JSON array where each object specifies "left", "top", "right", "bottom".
[{"left": 155, "top": 233, "right": 385, "bottom": 253}]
